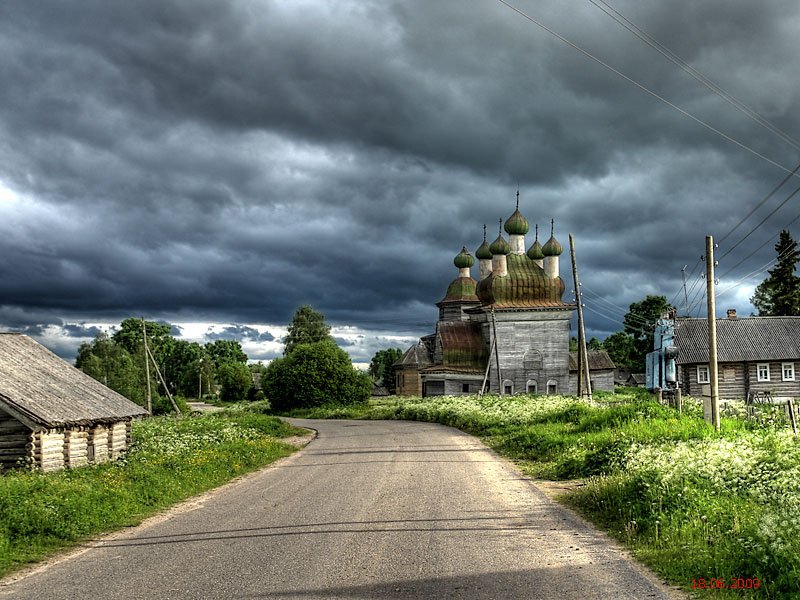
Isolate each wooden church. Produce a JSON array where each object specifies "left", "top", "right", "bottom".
[{"left": 395, "top": 194, "right": 613, "bottom": 397}]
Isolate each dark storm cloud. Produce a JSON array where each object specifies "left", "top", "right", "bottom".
[
  {"left": 61, "top": 323, "right": 105, "bottom": 338},
  {"left": 2, "top": 0, "right": 800, "bottom": 358}
]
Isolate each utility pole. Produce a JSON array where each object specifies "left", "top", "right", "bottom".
[
  {"left": 706, "top": 236, "right": 720, "bottom": 431},
  {"left": 491, "top": 308, "right": 503, "bottom": 395},
  {"left": 681, "top": 265, "right": 689, "bottom": 316},
  {"left": 570, "top": 235, "right": 592, "bottom": 401},
  {"left": 142, "top": 318, "right": 152, "bottom": 415}
]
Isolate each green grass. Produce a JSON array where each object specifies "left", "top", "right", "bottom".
[
  {"left": 0, "top": 407, "right": 306, "bottom": 578},
  {"left": 285, "top": 390, "right": 799, "bottom": 598}
]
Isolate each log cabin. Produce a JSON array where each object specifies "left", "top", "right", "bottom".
[{"left": 0, "top": 333, "right": 148, "bottom": 472}]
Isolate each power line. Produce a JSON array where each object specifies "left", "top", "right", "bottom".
[
  {"left": 718, "top": 180, "right": 800, "bottom": 261},
  {"left": 718, "top": 211, "right": 800, "bottom": 280},
  {"left": 588, "top": 0, "right": 800, "bottom": 152},
  {"left": 494, "top": 0, "right": 800, "bottom": 178}
]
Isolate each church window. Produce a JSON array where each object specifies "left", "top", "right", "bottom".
[
  {"left": 526, "top": 379, "right": 537, "bottom": 393},
  {"left": 546, "top": 380, "right": 557, "bottom": 395},
  {"left": 503, "top": 379, "right": 514, "bottom": 395},
  {"left": 523, "top": 349, "right": 543, "bottom": 371}
]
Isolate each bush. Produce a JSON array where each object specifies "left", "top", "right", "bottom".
[
  {"left": 264, "top": 339, "right": 371, "bottom": 411},
  {"left": 216, "top": 362, "right": 253, "bottom": 403}
]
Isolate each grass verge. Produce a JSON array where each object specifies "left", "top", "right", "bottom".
[
  {"left": 0, "top": 404, "right": 306, "bottom": 578},
  {"left": 279, "top": 391, "right": 798, "bottom": 598}
]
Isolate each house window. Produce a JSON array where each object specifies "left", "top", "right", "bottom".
[
  {"left": 462, "top": 383, "right": 470, "bottom": 393},
  {"left": 526, "top": 379, "right": 537, "bottom": 394},
  {"left": 782, "top": 363, "right": 795, "bottom": 381},
  {"left": 546, "top": 379, "right": 557, "bottom": 395},
  {"left": 697, "top": 365, "right": 710, "bottom": 384},
  {"left": 757, "top": 363, "right": 770, "bottom": 382}
]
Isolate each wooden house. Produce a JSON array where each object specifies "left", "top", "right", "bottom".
[
  {"left": 0, "top": 334, "right": 149, "bottom": 472},
  {"left": 568, "top": 350, "right": 616, "bottom": 394},
  {"left": 674, "top": 314, "right": 800, "bottom": 401}
]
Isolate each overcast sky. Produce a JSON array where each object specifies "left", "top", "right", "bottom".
[{"left": 2, "top": 0, "right": 800, "bottom": 364}]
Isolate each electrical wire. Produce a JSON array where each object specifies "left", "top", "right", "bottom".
[
  {"left": 588, "top": 0, "right": 800, "bottom": 153},
  {"left": 494, "top": 0, "right": 800, "bottom": 178}
]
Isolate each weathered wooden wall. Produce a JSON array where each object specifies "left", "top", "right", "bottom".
[
  {"left": 396, "top": 369, "right": 422, "bottom": 396},
  {"left": 680, "top": 361, "right": 800, "bottom": 401},
  {"left": 481, "top": 310, "right": 573, "bottom": 395},
  {"left": 110, "top": 422, "right": 127, "bottom": 459},
  {"left": 65, "top": 429, "right": 89, "bottom": 468},
  {"left": 34, "top": 430, "right": 65, "bottom": 472},
  {"left": 90, "top": 425, "right": 110, "bottom": 464},
  {"left": 568, "top": 370, "right": 615, "bottom": 395},
  {"left": 0, "top": 407, "right": 32, "bottom": 471}
]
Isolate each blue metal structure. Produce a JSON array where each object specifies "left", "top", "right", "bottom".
[{"left": 645, "top": 317, "right": 678, "bottom": 392}]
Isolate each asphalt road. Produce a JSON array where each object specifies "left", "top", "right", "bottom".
[{"left": 1, "top": 419, "right": 684, "bottom": 599}]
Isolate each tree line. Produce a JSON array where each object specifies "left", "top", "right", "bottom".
[{"left": 76, "top": 318, "right": 257, "bottom": 413}]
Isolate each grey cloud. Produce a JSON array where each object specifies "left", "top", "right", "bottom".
[{"left": 1, "top": 0, "right": 799, "bottom": 362}]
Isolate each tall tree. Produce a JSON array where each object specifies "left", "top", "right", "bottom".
[
  {"left": 205, "top": 339, "right": 248, "bottom": 369},
  {"left": 751, "top": 230, "right": 800, "bottom": 316},
  {"left": 602, "top": 331, "right": 637, "bottom": 370},
  {"left": 623, "top": 295, "right": 672, "bottom": 369},
  {"left": 283, "top": 305, "right": 332, "bottom": 355},
  {"left": 76, "top": 333, "right": 145, "bottom": 406},
  {"left": 368, "top": 348, "right": 403, "bottom": 394}
]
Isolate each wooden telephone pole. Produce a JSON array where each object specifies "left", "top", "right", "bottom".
[
  {"left": 142, "top": 318, "right": 152, "bottom": 415},
  {"left": 570, "top": 235, "right": 592, "bottom": 402},
  {"left": 706, "top": 236, "right": 720, "bottom": 431}
]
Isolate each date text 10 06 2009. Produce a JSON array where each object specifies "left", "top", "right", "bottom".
[{"left": 692, "top": 578, "right": 760, "bottom": 590}]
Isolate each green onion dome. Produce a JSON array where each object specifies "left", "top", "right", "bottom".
[
  {"left": 504, "top": 192, "right": 530, "bottom": 235},
  {"left": 489, "top": 233, "right": 510, "bottom": 256},
  {"left": 528, "top": 239, "right": 544, "bottom": 260},
  {"left": 475, "top": 240, "right": 492, "bottom": 260},
  {"left": 453, "top": 246, "right": 475, "bottom": 268},
  {"left": 504, "top": 209, "right": 529, "bottom": 235},
  {"left": 542, "top": 236, "right": 562, "bottom": 256},
  {"left": 527, "top": 223, "right": 544, "bottom": 260},
  {"left": 542, "top": 220, "right": 563, "bottom": 256}
]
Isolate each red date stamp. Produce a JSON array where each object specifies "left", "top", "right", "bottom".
[{"left": 692, "top": 578, "right": 761, "bottom": 590}]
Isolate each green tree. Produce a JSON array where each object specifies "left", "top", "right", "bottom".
[
  {"left": 216, "top": 362, "right": 253, "bottom": 403},
  {"left": 751, "top": 230, "right": 800, "bottom": 316},
  {"left": 602, "top": 331, "right": 638, "bottom": 370},
  {"left": 588, "top": 337, "right": 603, "bottom": 351},
  {"left": 264, "top": 339, "right": 371, "bottom": 411},
  {"left": 112, "top": 319, "right": 174, "bottom": 364},
  {"left": 76, "top": 333, "right": 145, "bottom": 406},
  {"left": 283, "top": 305, "right": 332, "bottom": 355},
  {"left": 623, "top": 295, "right": 672, "bottom": 369},
  {"left": 368, "top": 348, "right": 403, "bottom": 394},
  {"left": 204, "top": 339, "right": 248, "bottom": 369}
]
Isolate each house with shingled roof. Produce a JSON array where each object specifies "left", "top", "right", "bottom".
[
  {"left": 674, "top": 312, "right": 800, "bottom": 401},
  {"left": 395, "top": 193, "right": 615, "bottom": 397},
  {"left": 0, "top": 334, "right": 148, "bottom": 472}
]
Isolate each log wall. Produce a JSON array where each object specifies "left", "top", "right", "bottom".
[
  {"left": 34, "top": 430, "right": 65, "bottom": 472},
  {"left": 90, "top": 425, "right": 110, "bottom": 463},
  {"left": 110, "top": 422, "right": 127, "bottom": 459},
  {"left": 65, "top": 429, "right": 89, "bottom": 468},
  {"left": 0, "top": 408, "right": 33, "bottom": 471}
]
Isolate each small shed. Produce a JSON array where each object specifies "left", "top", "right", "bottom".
[
  {"left": 0, "top": 334, "right": 148, "bottom": 472},
  {"left": 568, "top": 350, "right": 616, "bottom": 394}
]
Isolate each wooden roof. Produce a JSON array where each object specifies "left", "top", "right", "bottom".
[
  {"left": 0, "top": 334, "right": 148, "bottom": 428},
  {"left": 568, "top": 350, "right": 616, "bottom": 371},
  {"left": 674, "top": 317, "right": 800, "bottom": 364}
]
